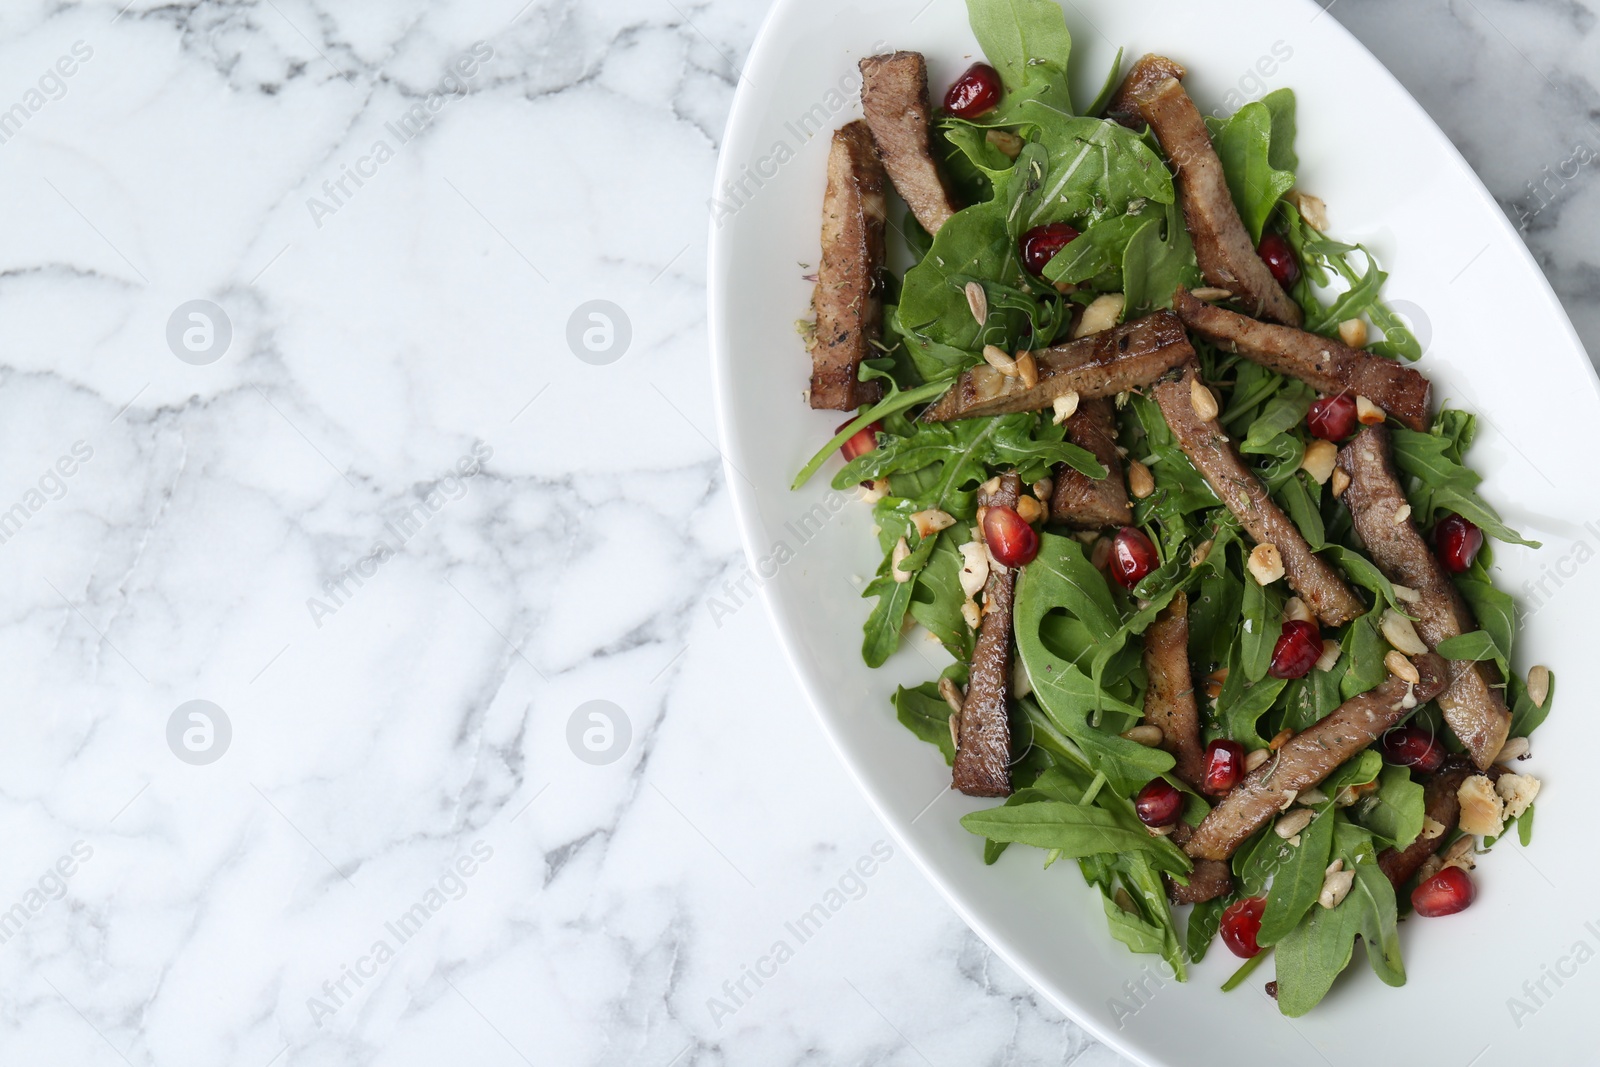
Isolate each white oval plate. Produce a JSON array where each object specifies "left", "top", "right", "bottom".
[{"left": 709, "top": 0, "right": 1600, "bottom": 1061}]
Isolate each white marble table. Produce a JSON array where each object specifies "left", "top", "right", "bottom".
[{"left": 0, "top": 0, "right": 1591, "bottom": 1063}]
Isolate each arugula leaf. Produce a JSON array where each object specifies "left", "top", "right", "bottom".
[
  {"left": 1339, "top": 612, "right": 1388, "bottom": 699},
  {"left": 961, "top": 800, "right": 1192, "bottom": 874},
  {"left": 1023, "top": 115, "right": 1175, "bottom": 229},
  {"left": 1186, "top": 894, "right": 1230, "bottom": 964},
  {"left": 1258, "top": 806, "right": 1335, "bottom": 946},
  {"left": 965, "top": 0, "right": 1074, "bottom": 121},
  {"left": 1122, "top": 197, "right": 1202, "bottom": 315},
  {"left": 1390, "top": 411, "right": 1538, "bottom": 547},
  {"left": 1084, "top": 46, "right": 1126, "bottom": 118},
  {"left": 1211, "top": 95, "right": 1296, "bottom": 242},
  {"left": 1240, "top": 575, "right": 1280, "bottom": 683},
  {"left": 893, "top": 665, "right": 965, "bottom": 764},
  {"left": 1434, "top": 629, "right": 1506, "bottom": 672},
  {"left": 1353, "top": 764, "right": 1425, "bottom": 849},
  {"left": 1042, "top": 211, "right": 1151, "bottom": 288},
  {"left": 1508, "top": 668, "right": 1555, "bottom": 738},
  {"left": 912, "top": 534, "right": 976, "bottom": 660}
]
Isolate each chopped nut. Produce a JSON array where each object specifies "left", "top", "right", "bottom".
[
  {"left": 1355, "top": 395, "right": 1385, "bottom": 425},
  {"left": 1127, "top": 459, "right": 1155, "bottom": 499},
  {"left": 948, "top": 713, "right": 961, "bottom": 750},
  {"left": 1147, "top": 823, "right": 1176, "bottom": 837},
  {"left": 1338, "top": 318, "right": 1368, "bottom": 349},
  {"left": 1283, "top": 597, "right": 1314, "bottom": 624},
  {"left": 971, "top": 364, "right": 1004, "bottom": 401},
  {"left": 891, "top": 538, "right": 913, "bottom": 583},
  {"left": 1326, "top": 858, "right": 1344, "bottom": 875},
  {"left": 1457, "top": 774, "right": 1505, "bottom": 836},
  {"left": 1527, "top": 665, "right": 1550, "bottom": 709},
  {"left": 1051, "top": 390, "right": 1081, "bottom": 425},
  {"left": 1301, "top": 439, "right": 1337, "bottom": 484},
  {"left": 1330, "top": 468, "right": 1351, "bottom": 498},
  {"left": 1495, "top": 772, "right": 1540, "bottom": 821},
  {"left": 1015, "top": 494, "right": 1045, "bottom": 525},
  {"left": 1440, "top": 834, "right": 1477, "bottom": 872},
  {"left": 1190, "top": 287, "right": 1234, "bottom": 301},
  {"left": 1497, "top": 736, "right": 1531, "bottom": 762},
  {"left": 982, "top": 343, "right": 1018, "bottom": 376},
  {"left": 1276, "top": 808, "right": 1314, "bottom": 839},
  {"left": 1291, "top": 189, "right": 1328, "bottom": 231},
  {"left": 965, "top": 281, "right": 988, "bottom": 326},
  {"left": 1380, "top": 608, "right": 1429, "bottom": 655},
  {"left": 1319, "top": 866, "right": 1355, "bottom": 909},
  {"left": 1121, "top": 724, "right": 1164, "bottom": 747},
  {"left": 1073, "top": 292, "right": 1125, "bottom": 338},
  {"left": 1247, "top": 543, "right": 1285, "bottom": 585},
  {"left": 1421, "top": 816, "right": 1446, "bottom": 841},
  {"left": 960, "top": 599, "right": 982, "bottom": 629},
  {"left": 979, "top": 476, "right": 1001, "bottom": 495},
  {"left": 1298, "top": 787, "right": 1328, "bottom": 806},
  {"left": 859, "top": 478, "right": 889, "bottom": 504},
  {"left": 1189, "top": 538, "right": 1214, "bottom": 569},
  {"left": 958, "top": 541, "right": 990, "bottom": 598},
  {"left": 912, "top": 509, "right": 957, "bottom": 539},
  {"left": 1392, "top": 584, "right": 1421, "bottom": 604},
  {"left": 1245, "top": 748, "right": 1271, "bottom": 772},
  {"left": 1392, "top": 503, "right": 1412, "bottom": 526},
  {"left": 1415, "top": 854, "right": 1443, "bottom": 883},
  {"left": 1315, "top": 639, "right": 1341, "bottom": 672},
  {"left": 939, "top": 676, "right": 965, "bottom": 714},
  {"left": 1032, "top": 476, "right": 1054, "bottom": 501},
  {"left": 1089, "top": 536, "right": 1112, "bottom": 571},
  {"left": 1015, "top": 350, "right": 1039, "bottom": 389},
  {"left": 1269, "top": 728, "right": 1295, "bottom": 751},
  {"left": 984, "top": 128, "right": 1023, "bottom": 159},
  {"left": 1189, "top": 377, "right": 1220, "bottom": 422},
  {"left": 1384, "top": 650, "right": 1421, "bottom": 684}
]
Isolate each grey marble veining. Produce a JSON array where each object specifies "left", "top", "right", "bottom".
[{"left": 0, "top": 0, "right": 1588, "bottom": 1064}]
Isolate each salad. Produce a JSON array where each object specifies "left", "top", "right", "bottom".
[{"left": 790, "top": 0, "right": 1552, "bottom": 1016}]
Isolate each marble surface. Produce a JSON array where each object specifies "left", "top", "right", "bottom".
[{"left": 0, "top": 0, "right": 1591, "bottom": 1064}]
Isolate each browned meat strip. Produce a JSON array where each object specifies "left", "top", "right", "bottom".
[
  {"left": 1050, "top": 398, "right": 1132, "bottom": 528},
  {"left": 1152, "top": 364, "right": 1364, "bottom": 627},
  {"left": 1105, "top": 53, "right": 1186, "bottom": 128},
  {"left": 1336, "top": 427, "right": 1512, "bottom": 769},
  {"left": 1142, "top": 593, "right": 1207, "bottom": 789},
  {"left": 859, "top": 52, "right": 961, "bottom": 236},
  {"left": 1377, "top": 757, "right": 1489, "bottom": 888},
  {"left": 953, "top": 473, "right": 1020, "bottom": 797},
  {"left": 923, "top": 312, "right": 1194, "bottom": 422},
  {"left": 1109, "top": 55, "right": 1301, "bottom": 326},
  {"left": 1185, "top": 653, "right": 1450, "bottom": 861},
  {"left": 1173, "top": 289, "right": 1431, "bottom": 431},
  {"left": 809, "top": 121, "right": 887, "bottom": 411},
  {"left": 1168, "top": 823, "right": 1233, "bottom": 904}
]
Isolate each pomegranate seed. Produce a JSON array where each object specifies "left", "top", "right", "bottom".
[
  {"left": 1108, "top": 527, "right": 1158, "bottom": 590},
  {"left": 1220, "top": 896, "right": 1266, "bottom": 958},
  {"left": 836, "top": 419, "right": 883, "bottom": 462},
  {"left": 1305, "top": 393, "right": 1358, "bottom": 441},
  {"left": 1019, "top": 222, "right": 1081, "bottom": 276},
  {"left": 1269, "top": 620, "right": 1323, "bottom": 679},
  {"left": 1412, "top": 866, "right": 1475, "bottom": 917},
  {"left": 982, "top": 505, "right": 1040, "bottom": 568},
  {"left": 1257, "top": 231, "right": 1300, "bottom": 289},
  {"left": 1434, "top": 514, "right": 1483, "bottom": 574},
  {"left": 943, "top": 63, "right": 1003, "bottom": 119},
  {"left": 1202, "top": 739, "right": 1246, "bottom": 795},
  {"left": 1379, "top": 725, "right": 1445, "bottom": 774},
  {"left": 1134, "top": 778, "right": 1183, "bottom": 828}
]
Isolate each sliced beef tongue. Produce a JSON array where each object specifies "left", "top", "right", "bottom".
[
  {"left": 922, "top": 311, "right": 1194, "bottom": 422},
  {"left": 1184, "top": 653, "right": 1450, "bottom": 861},
  {"left": 952, "top": 472, "right": 1021, "bottom": 797},
  {"left": 1172, "top": 288, "right": 1431, "bottom": 431},
  {"left": 859, "top": 52, "right": 962, "bottom": 236},
  {"left": 1152, "top": 364, "right": 1364, "bottom": 627},
  {"left": 1336, "top": 426, "right": 1512, "bottom": 769},
  {"left": 1108, "top": 54, "right": 1301, "bottom": 327},
  {"left": 809, "top": 120, "right": 888, "bottom": 411},
  {"left": 1050, "top": 398, "right": 1133, "bottom": 529}
]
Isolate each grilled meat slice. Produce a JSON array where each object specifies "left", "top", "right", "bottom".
[
  {"left": 1336, "top": 426, "right": 1512, "bottom": 768},
  {"left": 859, "top": 52, "right": 961, "bottom": 236},
  {"left": 953, "top": 473, "right": 1021, "bottom": 797},
  {"left": 1143, "top": 593, "right": 1208, "bottom": 790},
  {"left": 923, "top": 311, "right": 1194, "bottom": 422},
  {"left": 809, "top": 121, "right": 887, "bottom": 411},
  {"left": 1108, "top": 55, "right": 1301, "bottom": 326},
  {"left": 1168, "top": 824, "right": 1234, "bottom": 904},
  {"left": 1173, "top": 288, "right": 1431, "bottom": 430},
  {"left": 1105, "top": 53, "right": 1186, "bottom": 128},
  {"left": 1050, "top": 398, "right": 1132, "bottom": 528},
  {"left": 1185, "top": 653, "right": 1450, "bottom": 861},
  {"left": 1152, "top": 364, "right": 1364, "bottom": 627},
  {"left": 1377, "top": 756, "right": 1490, "bottom": 888}
]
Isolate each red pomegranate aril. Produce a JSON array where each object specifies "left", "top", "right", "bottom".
[
  {"left": 1379, "top": 725, "right": 1445, "bottom": 774},
  {"left": 1269, "top": 620, "right": 1323, "bottom": 679},
  {"left": 1412, "top": 866, "right": 1475, "bottom": 917},
  {"left": 1202, "top": 739, "right": 1246, "bottom": 795},
  {"left": 836, "top": 419, "right": 883, "bottom": 463},
  {"left": 1220, "top": 896, "right": 1267, "bottom": 958},
  {"left": 1305, "top": 393, "right": 1358, "bottom": 441},
  {"left": 1135, "top": 778, "right": 1184, "bottom": 828},
  {"left": 1434, "top": 513, "right": 1483, "bottom": 574},
  {"left": 1109, "top": 526, "right": 1158, "bottom": 590},
  {"left": 1020, "top": 222, "right": 1081, "bottom": 276},
  {"left": 982, "top": 505, "right": 1040, "bottom": 568},
  {"left": 1257, "top": 231, "right": 1300, "bottom": 289},
  {"left": 943, "top": 63, "right": 1003, "bottom": 118}
]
